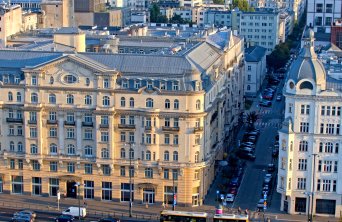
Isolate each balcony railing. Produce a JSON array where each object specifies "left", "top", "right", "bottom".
[
  {"left": 99, "top": 124, "right": 109, "bottom": 128},
  {"left": 82, "top": 122, "right": 94, "bottom": 127},
  {"left": 118, "top": 124, "right": 136, "bottom": 129},
  {"left": 193, "top": 127, "right": 203, "bottom": 133},
  {"left": 162, "top": 126, "right": 180, "bottom": 132},
  {"left": 27, "top": 120, "right": 37, "bottom": 124},
  {"left": 64, "top": 121, "right": 75, "bottom": 126},
  {"left": 47, "top": 120, "right": 58, "bottom": 125},
  {"left": 145, "top": 126, "right": 152, "bottom": 131},
  {"left": 6, "top": 118, "right": 23, "bottom": 123}
]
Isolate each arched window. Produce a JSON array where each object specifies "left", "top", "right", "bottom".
[
  {"left": 165, "top": 99, "right": 170, "bottom": 109},
  {"left": 173, "top": 151, "right": 178, "bottom": 162},
  {"left": 129, "top": 148, "right": 134, "bottom": 159},
  {"left": 174, "top": 99, "right": 179, "bottom": 110},
  {"left": 8, "top": 92, "right": 13, "bottom": 101},
  {"left": 101, "top": 148, "right": 109, "bottom": 159},
  {"left": 67, "top": 144, "right": 75, "bottom": 155},
  {"left": 50, "top": 143, "right": 57, "bottom": 154},
  {"left": 120, "top": 97, "right": 126, "bottom": 107},
  {"left": 103, "top": 96, "right": 110, "bottom": 106},
  {"left": 325, "top": 142, "right": 333, "bottom": 153},
  {"left": 299, "top": 141, "right": 308, "bottom": 152},
  {"left": 146, "top": 150, "right": 151, "bottom": 161},
  {"left": 129, "top": 97, "right": 134, "bottom": 108},
  {"left": 49, "top": 94, "right": 56, "bottom": 104},
  {"left": 16, "top": 92, "right": 21, "bottom": 102},
  {"left": 299, "top": 81, "right": 313, "bottom": 90},
  {"left": 30, "top": 144, "right": 38, "bottom": 154},
  {"left": 195, "top": 151, "right": 199, "bottom": 163},
  {"left": 196, "top": 100, "right": 201, "bottom": 110},
  {"left": 120, "top": 148, "right": 126, "bottom": 159},
  {"left": 85, "top": 146, "right": 93, "bottom": 157},
  {"left": 66, "top": 94, "right": 74, "bottom": 104},
  {"left": 146, "top": 98, "right": 153, "bottom": 108},
  {"left": 17, "top": 142, "right": 23, "bottom": 152},
  {"left": 10, "top": 141, "right": 15, "bottom": 151},
  {"left": 84, "top": 95, "right": 92, "bottom": 105},
  {"left": 50, "top": 76, "right": 54, "bottom": 84},
  {"left": 31, "top": 93, "right": 38, "bottom": 103},
  {"left": 164, "top": 151, "right": 169, "bottom": 161},
  {"left": 86, "top": 78, "right": 90, "bottom": 86}
]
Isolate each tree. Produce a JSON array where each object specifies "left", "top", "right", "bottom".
[
  {"left": 246, "top": 111, "right": 258, "bottom": 129},
  {"left": 170, "top": 14, "right": 185, "bottom": 24},
  {"left": 232, "top": 0, "right": 254, "bottom": 11},
  {"left": 266, "top": 43, "right": 290, "bottom": 70},
  {"left": 213, "top": 0, "right": 225, "bottom": 5},
  {"left": 149, "top": 3, "right": 168, "bottom": 23}
]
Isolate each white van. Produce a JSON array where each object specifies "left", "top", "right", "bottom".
[{"left": 62, "top": 207, "right": 87, "bottom": 218}]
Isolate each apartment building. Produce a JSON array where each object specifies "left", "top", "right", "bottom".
[
  {"left": 307, "top": 0, "right": 342, "bottom": 33},
  {"left": 277, "top": 29, "right": 342, "bottom": 217},
  {"left": 0, "top": 30, "right": 244, "bottom": 207},
  {"left": 240, "top": 9, "right": 279, "bottom": 53},
  {"left": 0, "top": 4, "right": 22, "bottom": 47}
]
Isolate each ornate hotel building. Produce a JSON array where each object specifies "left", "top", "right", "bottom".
[
  {"left": 277, "top": 29, "right": 342, "bottom": 217},
  {"left": 0, "top": 30, "right": 244, "bottom": 206}
]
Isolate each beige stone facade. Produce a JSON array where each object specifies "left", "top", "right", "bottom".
[
  {"left": 0, "top": 31, "right": 244, "bottom": 206},
  {"left": 0, "top": 5, "right": 22, "bottom": 46}
]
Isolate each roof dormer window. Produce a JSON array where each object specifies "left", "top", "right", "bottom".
[
  {"left": 147, "top": 81, "right": 153, "bottom": 90},
  {"left": 173, "top": 81, "right": 179, "bottom": 91},
  {"left": 135, "top": 80, "right": 141, "bottom": 89},
  {"left": 122, "top": 79, "right": 128, "bottom": 88},
  {"left": 160, "top": 81, "right": 166, "bottom": 90},
  {"left": 3, "top": 76, "right": 8, "bottom": 84}
]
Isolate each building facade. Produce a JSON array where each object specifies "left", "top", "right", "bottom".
[
  {"left": 0, "top": 4, "right": 23, "bottom": 47},
  {"left": 277, "top": 30, "right": 342, "bottom": 217},
  {"left": 307, "top": 0, "right": 342, "bottom": 33},
  {"left": 0, "top": 31, "right": 244, "bottom": 207}
]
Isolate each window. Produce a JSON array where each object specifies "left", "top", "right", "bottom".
[
  {"left": 316, "top": 3, "right": 323, "bottom": 12},
  {"left": 195, "top": 135, "right": 200, "bottom": 145},
  {"left": 101, "top": 148, "right": 109, "bottom": 159},
  {"left": 102, "top": 182, "right": 112, "bottom": 200},
  {"left": 145, "top": 168, "right": 153, "bottom": 178},
  {"left": 146, "top": 150, "right": 151, "bottom": 161},
  {"left": 101, "top": 131, "right": 109, "bottom": 142},
  {"left": 164, "top": 134, "right": 170, "bottom": 144},
  {"left": 50, "top": 76, "right": 54, "bottom": 84},
  {"left": 66, "top": 94, "right": 74, "bottom": 104},
  {"left": 281, "top": 157, "right": 286, "bottom": 169},
  {"left": 8, "top": 109, "right": 13, "bottom": 118},
  {"left": 67, "top": 162, "right": 75, "bottom": 173},
  {"left": 32, "top": 177, "right": 42, "bottom": 195},
  {"left": 67, "top": 144, "right": 75, "bottom": 155},
  {"left": 298, "top": 159, "right": 307, "bottom": 171},
  {"left": 102, "top": 96, "right": 110, "bottom": 106},
  {"left": 12, "top": 176, "right": 23, "bottom": 194},
  {"left": 194, "top": 170, "right": 199, "bottom": 180},
  {"left": 84, "top": 146, "right": 93, "bottom": 157},
  {"left": 129, "top": 132, "right": 134, "bottom": 142},
  {"left": 50, "top": 162, "right": 58, "bottom": 172},
  {"left": 85, "top": 163, "right": 93, "bottom": 174},
  {"left": 164, "top": 186, "right": 177, "bottom": 205},
  {"left": 17, "top": 142, "right": 23, "bottom": 152},
  {"left": 49, "top": 112, "right": 56, "bottom": 121},
  {"left": 102, "top": 164, "right": 111, "bottom": 176},
  {"left": 84, "top": 95, "right": 92, "bottom": 105},
  {"left": 165, "top": 118, "right": 170, "bottom": 127},
  {"left": 164, "top": 169, "right": 169, "bottom": 179},
  {"left": 84, "top": 129, "right": 92, "bottom": 140},
  {"left": 322, "top": 180, "right": 331, "bottom": 192},
  {"left": 32, "top": 160, "right": 40, "bottom": 171},
  {"left": 299, "top": 141, "right": 308, "bottom": 152},
  {"left": 103, "top": 78, "right": 109, "bottom": 88},
  {"left": 146, "top": 98, "right": 153, "bottom": 108},
  {"left": 300, "top": 122, "right": 309, "bottom": 133},
  {"left": 10, "top": 159, "right": 15, "bottom": 169},
  {"left": 30, "top": 144, "right": 38, "bottom": 154},
  {"left": 31, "top": 75, "right": 37, "bottom": 85},
  {"left": 120, "top": 132, "right": 126, "bottom": 142},
  {"left": 31, "top": 93, "right": 38, "bottom": 103},
  {"left": 147, "top": 81, "right": 153, "bottom": 89},
  {"left": 173, "top": 81, "right": 179, "bottom": 90},
  {"left": 84, "top": 181, "right": 94, "bottom": 199},
  {"left": 334, "top": 161, "right": 338, "bottom": 173},
  {"left": 50, "top": 143, "right": 57, "bottom": 154},
  {"left": 195, "top": 151, "right": 199, "bottom": 163},
  {"left": 174, "top": 99, "right": 179, "bottom": 109},
  {"left": 172, "top": 169, "right": 178, "bottom": 180},
  {"left": 49, "top": 178, "right": 59, "bottom": 196},
  {"left": 129, "top": 98, "right": 134, "bottom": 107},
  {"left": 101, "top": 115, "right": 109, "bottom": 125},
  {"left": 165, "top": 99, "right": 170, "bottom": 109},
  {"left": 86, "top": 78, "right": 90, "bottom": 86},
  {"left": 9, "top": 126, "right": 14, "bottom": 135},
  {"left": 174, "top": 118, "right": 179, "bottom": 127},
  {"left": 120, "top": 148, "right": 126, "bottom": 158},
  {"left": 164, "top": 151, "right": 169, "bottom": 161},
  {"left": 29, "top": 111, "right": 37, "bottom": 122},
  {"left": 129, "top": 116, "right": 135, "bottom": 125},
  {"left": 120, "top": 166, "right": 126, "bottom": 176},
  {"left": 66, "top": 128, "right": 75, "bottom": 139},
  {"left": 196, "top": 100, "right": 201, "bottom": 110},
  {"left": 325, "top": 142, "right": 333, "bottom": 153},
  {"left": 300, "top": 105, "right": 310, "bottom": 115},
  {"left": 84, "top": 113, "right": 92, "bottom": 123},
  {"left": 297, "top": 178, "right": 306, "bottom": 190},
  {"left": 121, "top": 183, "right": 134, "bottom": 202},
  {"left": 64, "top": 75, "right": 77, "bottom": 84},
  {"left": 173, "top": 135, "right": 179, "bottom": 145},
  {"left": 173, "top": 151, "right": 178, "bottom": 162},
  {"left": 8, "top": 92, "right": 13, "bottom": 101},
  {"left": 323, "top": 160, "right": 332, "bottom": 172},
  {"left": 135, "top": 80, "right": 141, "bottom": 89},
  {"left": 120, "top": 97, "right": 126, "bottom": 107},
  {"left": 49, "top": 94, "right": 56, "bottom": 104},
  {"left": 10, "top": 141, "right": 15, "bottom": 151},
  {"left": 16, "top": 92, "right": 21, "bottom": 102},
  {"left": 326, "top": 124, "right": 335, "bottom": 134}
]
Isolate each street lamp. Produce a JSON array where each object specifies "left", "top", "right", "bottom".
[
  {"left": 74, "top": 182, "right": 83, "bottom": 221},
  {"left": 303, "top": 191, "right": 311, "bottom": 222},
  {"left": 125, "top": 142, "right": 135, "bottom": 218}
]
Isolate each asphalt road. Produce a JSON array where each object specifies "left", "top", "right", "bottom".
[{"left": 232, "top": 80, "right": 285, "bottom": 213}]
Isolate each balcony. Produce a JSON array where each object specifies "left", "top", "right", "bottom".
[
  {"left": 99, "top": 124, "right": 109, "bottom": 128},
  {"left": 27, "top": 120, "right": 37, "bottom": 124},
  {"left": 162, "top": 126, "right": 180, "bottom": 132},
  {"left": 47, "top": 120, "right": 58, "bottom": 125},
  {"left": 118, "top": 124, "right": 136, "bottom": 129},
  {"left": 6, "top": 118, "right": 23, "bottom": 123},
  {"left": 145, "top": 126, "right": 152, "bottom": 131},
  {"left": 82, "top": 122, "right": 94, "bottom": 127},
  {"left": 193, "top": 127, "right": 203, "bottom": 133},
  {"left": 64, "top": 121, "right": 75, "bottom": 126}
]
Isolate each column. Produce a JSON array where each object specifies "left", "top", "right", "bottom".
[
  {"left": 76, "top": 112, "right": 82, "bottom": 156},
  {"left": 58, "top": 112, "right": 65, "bottom": 155},
  {"left": 109, "top": 115, "right": 114, "bottom": 159},
  {"left": 38, "top": 111, "right": 43, "bottom": 155}
]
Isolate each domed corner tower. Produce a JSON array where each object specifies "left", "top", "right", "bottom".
[{"left": 285, "top": 28, "right": 327, "bottom": 96}]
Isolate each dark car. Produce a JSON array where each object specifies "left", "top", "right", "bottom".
[
  {"left": 229, "top": 187, "right": 238, "bottom": 195},
  {"left": 230, "top": 177, "right": 240, "bottom": 187},
  {"left": 237, "top": 150, "right": 256, "bottom": 161},
  {"left": 55, "top": 215, "right": 74, "bottom": 222},
  {"left": 268, "top": 164, "right": 275, "bottom": 172},
  {"left": 259, "top": 100, "right": 272, "bottom": 107},
  {"left": 98, "top": 218, "right": 121, "bottom": 222},
  {"left": 272, "top": 148, "right": 279, "bottom": 158}
]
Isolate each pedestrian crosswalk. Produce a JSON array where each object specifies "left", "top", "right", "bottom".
[
  {"left": 258, "top": 110, "right": 272, "bottom": 115},
  {"left": 254, "top": 122, "right": 282, "bottom": 128}
]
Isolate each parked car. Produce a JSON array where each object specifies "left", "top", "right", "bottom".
[
  {"left": 62, "top": 207, "right": 86, "bottom": 218},
  {"left": 240, "top": 147, "right": 255, "bottom": 153},
  {"left": 257, "top": 199, "right": 265, "bottom": 210},
  {"left": 98, "top": 218, "right": 121, "bottom": 222},
  {"left": 268, "top": 164, "right": 275, "bottom": 172},
  {"left": 229, "top": 187, "right": 238, "bottom": 195},
  {"left": 55, "top": 214, "right": 75, "bottom": 222},
  {"left": 226, "top": 194, "right": 235, "bottom": 203},
  {"left": 230, "top": 177, "right": 240, "bottom": 187},
  {"left": 272, "top": 148, "right": 279, "bottom": 158},
  {"left": 14, "top": 211, "right": 36, "bottom": 219},
  {"left": 237, "top": 151, "right": 256, "bottom": 161},
  {"left": 276, "top": 94, "right": 282, "bottom": 101},
  {"left": 241, "top": 141, "right": 255, "bottom": 146},
  {"left": 11, "top": 215, "right": 33, "bottom": 222},
  {"left": 259, "top": 100, "right": 272, "bottom": 107}
]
